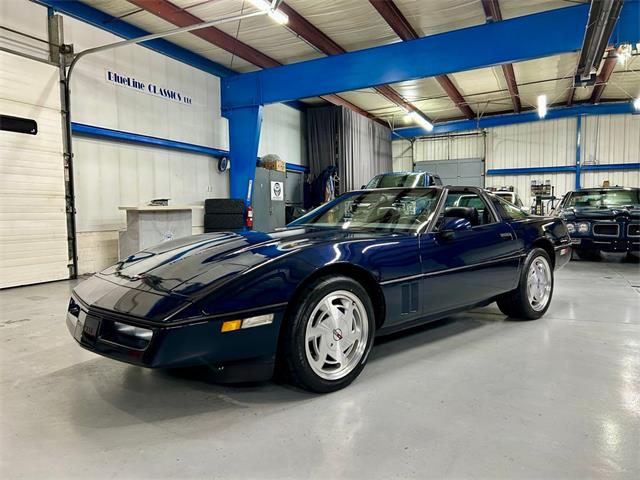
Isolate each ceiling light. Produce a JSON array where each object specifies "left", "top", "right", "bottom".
[
  {"left": 537, "top": 94, "right": 547, "bottom": 119},
  {"left": 634, "top": 97, "right": 640, "bottom": 111},
  {"left": 268, "top": 9, "right": 289, "bottom": 24},
  {"left": 409, "top": 111, "right": 434, "bottom": 132},
  {"left": 617, "top": 43, "right": 632, "bottom": 65},
  {"left": 247, "top": 0, "right": 288, "bottom": 24}
]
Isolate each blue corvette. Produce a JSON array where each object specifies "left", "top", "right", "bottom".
[{"left": 67, "top": 186, "right": 571, "bottom": 392}]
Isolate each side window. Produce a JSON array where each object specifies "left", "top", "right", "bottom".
[
  {"left": 495, "top": 195, "right": 528, "bottom": 220},
  {"left": 437, "top": 192, "right": 496, "bottom": 228}
]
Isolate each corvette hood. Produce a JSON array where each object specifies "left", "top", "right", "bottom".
[
  {"left": 97, "top": 228, "right": 391, "bottom": 297},
  {"left": 559, "top": 206, "right": 640, "bottom": 221}
]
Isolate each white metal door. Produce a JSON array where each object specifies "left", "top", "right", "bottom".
[
  {"left": 415, "top": 158, "right": 484, "bottom": 187},
  {"left": 0, "top": 50, "right": 69, "bottom": 288}
]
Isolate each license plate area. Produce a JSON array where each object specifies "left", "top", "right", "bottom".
[{"left": 81, "top": 315, "right": 101, "bottom": 344}]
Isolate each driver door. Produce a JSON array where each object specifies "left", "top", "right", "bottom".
[{"left": 419, "top": 191, "right": 522, "bottom": 315}]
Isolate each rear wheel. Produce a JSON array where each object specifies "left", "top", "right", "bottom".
[
  {"left": 282, "top": 276, "right": 375, "bottom": 393},
  {"left": 497, "top": 248, "right": 553, "bottom": 320}
]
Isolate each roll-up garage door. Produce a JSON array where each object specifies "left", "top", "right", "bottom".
[
  {"left": 0, "top": 50, "right": 69, "bottom": 288},
  {"left": 414, "top": 158, "right": 484, "bottom": 187}
]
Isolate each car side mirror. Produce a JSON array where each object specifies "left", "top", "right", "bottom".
[
  {"left": 438, "top": 217, "right": 472, "bottom": 240},
  {"left": 361, "top": 185, "right": 366, "bottom": 189}
]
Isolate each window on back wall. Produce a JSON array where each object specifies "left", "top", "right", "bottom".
[{"left": 0, "top": 115, "right": 38, "bottom": 135}]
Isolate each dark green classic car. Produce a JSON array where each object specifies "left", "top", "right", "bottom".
[{"left": 554, "top": 187, "right": 640, "bottom": 259}]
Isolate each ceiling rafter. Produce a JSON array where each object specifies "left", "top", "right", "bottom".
[
  {"left": 481, "top": 0, "right": 522, "bottom": 113},
  {"left": 369, "top": 0, "right": 475, "bottom": 120},
  {"left": 278, "top": 1, "right": 430, "bottom": 121},
  {"left": 126, "top": 0, "right": 379, "bottom": 122}
]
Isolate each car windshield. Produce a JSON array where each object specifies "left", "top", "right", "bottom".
[
  {"left": 290, "top": 188, "right": 440, "bottom": 232},
  {"left": 366, "top": 173, "right": 423, "bottom": 188},
  {"left": 565, "top": 189, "right": 640, "bottom": 208}
]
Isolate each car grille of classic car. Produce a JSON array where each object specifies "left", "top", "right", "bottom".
[{"left": 592, "top": 223, "right": 620, "bottom": 237}]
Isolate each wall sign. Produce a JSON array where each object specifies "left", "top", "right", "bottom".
[
  {"left": 105, "top": 70, "right": 193, "bottom": 106},
  {"left": 271, "top": 181, "right": 284, "bottom": 201}
]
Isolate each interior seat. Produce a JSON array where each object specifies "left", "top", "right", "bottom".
[{"left": 444, "top": 206, "right": 479, "bottom": 226}]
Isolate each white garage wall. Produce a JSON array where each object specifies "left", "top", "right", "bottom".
[
  {"left": 46, "top": 11, "right": 307, "bottom": 273},
  {"left": 0, "top": 0, "right": 49, "bottom": 60},
  {"left": 415, "top": 133, "right": 485, "bottom": 162},
  {"left": 582, "top": 114, "right": 640, "bottom": 189},
  {"left": 259, "top": 104, "right": 307, "bottom": 166},
  {"left": 393, "top": 114, "right": 639, "bottom": 205},
  {"left": 62, "top": 15, "right": 229, "bottom": 151},
  {"left": 392, "top": 139, "right": 413, "bottom": 172},
  {"left": 485, "top": 118, "right": 577, "bottom": 202}
]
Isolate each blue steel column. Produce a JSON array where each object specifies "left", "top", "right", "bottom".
[
  {"left": 224, "top": 106, "right": 263, "bottom": 205},
  {"left": 575, "top": 115, "right": 582, "bottom": 190}
]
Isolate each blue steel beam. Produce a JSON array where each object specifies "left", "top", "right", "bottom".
[
  {"left": 392, "top": 102, "right": 636, "bottom": 138},
  {"left": 71, "top": 123, "right": 228, "bottom": 157},
  {"left": 223, "top": 4, "right": 589, "bottom": 108},
  {"left": 575, "top": 115, "right": 582, "bottom": 189},
  {"left": 221, "top": 1, "right": 639, "bottom": 110},
  {"left": 487, "top": 163, "right": 640, "bottom": 176},
  {"left": 224, "top": 106, "right": 263, "bottom": 205}
]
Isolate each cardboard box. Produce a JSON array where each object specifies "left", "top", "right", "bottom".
[{"left": 261, "top": 158, "right": 285, "bottom": 172}]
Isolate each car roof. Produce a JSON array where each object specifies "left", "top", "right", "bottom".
[{"left": 573, "top": 187, "right": 638, "bottom": 192}]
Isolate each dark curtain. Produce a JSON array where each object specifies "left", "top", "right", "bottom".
[
  {"left": 306, "top": 106, "right": 342, "bottom": 179},
  {"left": 306, "top": 105, "right": 392, "bottom": 193}
]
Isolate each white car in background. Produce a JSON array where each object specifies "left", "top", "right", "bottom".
[{"left": 493, "top": 190, "right": 524, "bottom": 208}]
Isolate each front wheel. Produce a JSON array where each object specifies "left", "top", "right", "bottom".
[
  {"left": 282, "top": 276, "right": 375, "bottom": 393},
  {"left": 497, "top": 248, "right": 554, "bottom": 320}
]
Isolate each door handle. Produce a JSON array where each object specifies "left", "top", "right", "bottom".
[{"left": 500, "top": 232, "right": 514, "bottom": 241}]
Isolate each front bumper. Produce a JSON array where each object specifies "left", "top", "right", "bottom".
[
  {"left": 570, "top": 237, "right": 640, "bottom": 253},
  {"left": 554, "top": 244, "right": 572, "bottom": 270},
  {"left": 66, "top": 300, "right": 284, "bottom": 382}
]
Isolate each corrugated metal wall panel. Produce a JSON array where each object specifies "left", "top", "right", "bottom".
[
  {"left": 0, "top": 0, "right": 49, "bottom": 60},
  {"left": 582, "top": 115, "right": 640, "bottom": 166},
  {"left": 486, "top": 173, "right": 575, "bottom": 207},
  {"left": 486, "top": 118, "right": 576, "bottom": 169},
  {"left": 0, "top": 51, "right": 69, "bottom": 288},
  {"left": 581, "top": 115, "right": 639, "bottom": 189},
  {"left": 412, "top": 133, "right": 484, "bottom": 162},
  {"left": 392, "top": 139, "right": 413, "bottom": 172}
]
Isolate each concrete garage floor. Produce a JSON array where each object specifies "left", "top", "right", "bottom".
[{"left": 1, "top": 258, "right": 639, "bottom": 479}]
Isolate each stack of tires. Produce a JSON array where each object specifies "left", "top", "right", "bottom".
[{"left": 204, "top": 199, "right": 246, "bottom": 232}]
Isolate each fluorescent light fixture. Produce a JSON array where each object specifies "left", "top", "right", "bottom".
[
  {"left": 409, "top": 111, "right": 434, "bottom": 132},
  {"left": 537, "top": 94, "right": 548, "bottom": 119},
  {"left": 247, "top": 0, "right": 271, "bottom": 11},
  {"left": 268, "top": 9, "right": 289, "bottom": 24},
  {"left": 247, "top": 0, "right": 289, "bottom": 24},
  {"left": 634, "top": 97, "right": 640, "bottom": 111}
]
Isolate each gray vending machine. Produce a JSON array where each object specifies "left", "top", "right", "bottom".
[{"left": 252, "top": 167, "right": 286, "bottom": 232}]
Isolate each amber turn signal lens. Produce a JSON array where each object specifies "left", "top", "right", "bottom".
[{"left": 221, "top": 320, "right": 242, "bottom": 332}]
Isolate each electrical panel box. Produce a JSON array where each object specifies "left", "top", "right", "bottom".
[{"left": 252, "top": 167, "right": 286, "bottom": 232}]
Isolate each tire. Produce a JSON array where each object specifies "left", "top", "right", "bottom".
[
  {"left": 204, "top": 213, "right": 245, "bottom": 232},
  {"left": 497, "top": 248, "right": 554, "bottom": 320},
  {"left": 282, "top": 276, "right": 375, "bottom": 393},
  {"left": 574, "top": 248, "right": 601, "bottom": 260},
  {"left": 626, "top": 251, "right": 639, "bottom": 262},
  {"left": 204, "top": 198, "right": 245, "bottom": 215}
]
